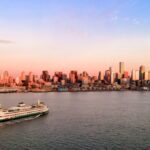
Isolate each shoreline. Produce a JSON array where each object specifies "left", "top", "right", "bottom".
[{"left": 0, "top": 89, "right": 149, "bottom": 93}]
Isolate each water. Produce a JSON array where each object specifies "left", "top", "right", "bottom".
[{"left": 0, "top": 92, "right": 150, "bottom": 150}]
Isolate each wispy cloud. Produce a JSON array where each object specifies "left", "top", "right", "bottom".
[
  {"left": 103, "top": 0, "right": 141, "bottom": 23},
  {"left": 123, "top": 17, "right": 140, "bottom": 25},
  {"left": 0, "top": 39, "right": 13, "bottom": 44},
  {"left": 111, "top": 15, "right": 118, "bottom": 21},
  {"left": 133, "top": 18, "right": 140, "bottom": 25}
]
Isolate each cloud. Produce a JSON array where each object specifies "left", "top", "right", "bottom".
[
  {"left": 123, "top": 17, "right": 141, "bottom": 25},
  {"left": 107, "top": 9, "right": 120, "bottom": 22},
  {"left": 111, "top": 15, "right": 118, "bottom": 21},
  {"left": 133, "top": 18, "right": 140, "bottom": 25},
  {"left": 0, "top": 39, "right": 13, "bottom": 44}
]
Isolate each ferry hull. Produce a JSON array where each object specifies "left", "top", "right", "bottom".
[{"left": 0, "top": 110, "right": 49, "bottom": 122}]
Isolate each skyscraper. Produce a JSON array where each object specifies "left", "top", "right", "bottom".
[
  {"left": 3, "top": 71, "right": 9, "bottom": 84},
  {"left": 139, "top": 65, "right": 145, "bottom": 80},
  {"left": 119, "top": 62, "right": 125, "bottom": 78},
  {"left": 41, "top": 71, "right": 50, "bottom": 82},
  {"left": 98, "top": 71, "right": 104, "bottom": 81},
  {"left": 104, "top": 70, "right": 111, "bottom": 83},
  {"left": 69, "top": 71, "right": 78, "bottom": 84},
  {"left": 109, "top": 67, "right": 114, "bottom": 84},
  {"left": 144, "top": 72, "right": 148, "bottom": 81},
  {"left": 20, "top": 71, "right": 26, "bottom": 81},
  {"left": 131, "top": 70, "right": 139, "bottom": 81}
]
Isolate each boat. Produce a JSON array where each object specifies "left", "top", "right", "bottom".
[{"left": 0, "top": 100, "right": 49, "bottom": 122}]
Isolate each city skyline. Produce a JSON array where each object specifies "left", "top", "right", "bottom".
[
  {"left": 0, "top": 61, "right": 150, "bottom": 77},
  {"left": 0, "top": 0, "right": 150, "bottom": 74},
  {"left": 0, "top": 62, "right": 150, "bottom": 77},
  {"left": 0, "top": 61, "right": 150, "bottom": 93}
]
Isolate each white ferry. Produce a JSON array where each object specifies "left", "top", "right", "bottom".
[{"left": 0, "top": 100, "right": 49, "bottom": 122}]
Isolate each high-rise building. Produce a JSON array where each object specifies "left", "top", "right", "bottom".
[
  {"left": 109, "top": 67, "right": 112, "bottom": 73},
  {"left": 62, "top": 74, "right": 67, "bottom": 81},
  {"left": 82, "top": 71, "right": 88, "bottom": 77},
  {"left": 69, "top": 71, "right": 78, "bottom": 84},
  {"left": 110, "top": 72, "right": 114, "bottom": 84},
  {"left": 144, "top": 72, "right": 149, "bottom": 81},
  {"left": 34, "top": 75, "right": 39, "bottom": 82},
  {"left": 3, "top": 71, "right": 9, "bottom": 84},
  {"left": 113, "top": 73, "right": 117, "bottom": 82},
  {"left": 20, "top": 71, "right": 26, "bottom": 81},
  {"left": 119, "top": 62, "right": 125, "bottom": 78},
  {"left": 82, "top": 76, "right": 89, "bottom": 84},
  {"left": 131, "top": 70, "right": 139, "bottom": 81},
  {"left": 123, "top": 71, "right": 129, "bottom": 78},
  {"left": 109, "top": 67, "right": 114, "bottom": 84},
  {"left": 98, "top": 71, "right": 104, "bottom": 81},
  {"left": 3, "top": 71, "right": 9, "bottom": 79},
  {"left": 104, "top": 70, "right": 111, "bottom": 83},
  {"left": 54, "top": 72, "right": 63, "bottom": 82},
  {"left": 29, "top": 72, "right": 34, "bottom": 83},
  {"left": 41, "top": 71, "right": 50, "bottom": 82},
  {"left": 139, "top": 65, "right": 145, "bottom": 80}
]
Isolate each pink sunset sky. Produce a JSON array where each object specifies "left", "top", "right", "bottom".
[{"left": 0, "top": 0, "right": 150, "bottom": 76}]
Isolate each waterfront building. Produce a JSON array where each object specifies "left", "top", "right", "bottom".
[
  {"left": 53, "top": 76, "right": 58, "bottom": 84},
  {"left": 61, "top": 80, "right": 66, "bottom": 86},
  {"left": 82, "top": 76, "right": 89, "bottom": 84}
]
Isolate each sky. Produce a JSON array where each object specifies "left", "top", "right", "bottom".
[{"left": 0, "top": 0, "right": 150, "bottom": 76}]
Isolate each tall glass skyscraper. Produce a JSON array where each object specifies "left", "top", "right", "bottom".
[{"left": 119, "top": 62, "right": 125, "bottom": 78}]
